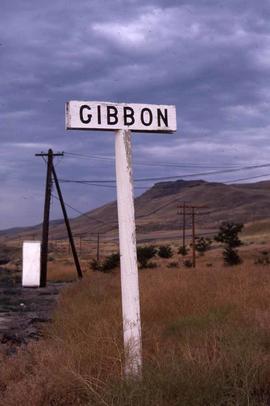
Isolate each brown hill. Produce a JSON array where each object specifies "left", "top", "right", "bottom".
[{"left": 1, "top": 179, "right": 270, "bottom": 242}]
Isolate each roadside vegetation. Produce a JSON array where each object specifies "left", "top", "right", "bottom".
[
  {"left": 0, "top": 260, "right": 270, "bottom": 405},
  {"left": 1, "top": 222, "right": 269, "bottom": 405},
  {"left": 0, "top": 244, "right": 20, "bottom": 268},
  {"left": 215, "top": 222, "right": 244, "bottom": 266}
]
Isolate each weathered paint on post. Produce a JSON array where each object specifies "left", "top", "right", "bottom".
[
  {"left": 115, "top": 129, "right": 142, "bottom": 377},
  {"left": 22, "top": 241, "right": 41, "bottom": 287}
]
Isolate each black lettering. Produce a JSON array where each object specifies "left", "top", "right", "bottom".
[
  {"left": 97, "top": 105, "right": 101, "bottom": 124},
  {"left": 141, "top": 108, "right": 153, "bottom": 126},
  {"left": 123, "top": 107, "right": 135, "bottom": 126},
  {"left": 79, "top": 105, "right": 92, "bottom": 124},
  {"left": 157, "top": 108, "right": 168, "bottom": 127},
  {"left": 107, "top": 106, "right": 118, "bottom": 125}
]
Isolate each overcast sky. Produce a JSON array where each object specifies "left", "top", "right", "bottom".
[{"left": 0, "top": 0, "right": 270, "bottom": 229}]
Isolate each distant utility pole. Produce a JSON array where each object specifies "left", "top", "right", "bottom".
[
  {"left": 96, "top": 232, "right": 100, "bottom": 262},
  {"left": 36, "top": 149, "right": 64, "bottom": 287},
  {"left": 182, "top": 201, "right": 186, "bottom": 249},
  {"left": 191, "top": 207, "right": 196, "bottom": 268},
  {"left": 177, "top": 204, "right": 208, "bottom": 268}
]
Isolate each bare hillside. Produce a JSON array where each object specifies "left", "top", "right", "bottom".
[{"left": 1, "top": 179, "right": 270, "bottom": 241}]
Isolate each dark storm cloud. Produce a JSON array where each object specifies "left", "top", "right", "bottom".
[{"left": 0, "top": 0, "right": 270, "bottom": 228}]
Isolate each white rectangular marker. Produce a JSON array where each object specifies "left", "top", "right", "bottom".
[
  {"left": 22, "top": 241, "right": 41, "bottom": 288},
  {"left": 66, "top": 101, "right": 177, "bottom": 133}
]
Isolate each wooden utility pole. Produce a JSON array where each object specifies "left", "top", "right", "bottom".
[
  {"left": 177, "top": 204, "right": 208, "bottom": 268},
  {"left": 192, "top": 207, "right": 196, "bottom": 268},
  {"left": 96, "top": 232, "right": 100, "bottom": 262},
  {"left": 52, "top": 165, "right": 83, "bottom": 279},
  {"left": 182, "top": 201, "right": 186, "bottom": 249},
  {"left": 36, "top": 149, "right": 64, "bottom": 287}
]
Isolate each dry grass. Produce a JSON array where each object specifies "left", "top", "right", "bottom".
[
  {"left": 0, "top": 261, "right": 270, "bottom": 405},
  {"left": 47, "top": 258, "right": 91, "bottom": 282}
]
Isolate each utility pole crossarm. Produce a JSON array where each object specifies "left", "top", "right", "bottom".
[
  {"left": 35, "top": 151, "right": 64, "bottom": 157},
  {"left": 177, "top": 211, "right": 210, "bottom": 215},
  {"left": 177, "top": 204, "right": 209, "bottom": 216},
  {"left": 177, "top": 204, "right": 208, "bottom": 209}
]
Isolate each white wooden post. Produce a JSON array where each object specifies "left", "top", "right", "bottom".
[
  {"left": 22, "top": 241, "right": 41, "bottom": 287},
  {"left": 66, "top": 100, "right": 177, "bottom": 379},
  {"left": 115, "top": 129, "right": 142, "bottom": 377}
]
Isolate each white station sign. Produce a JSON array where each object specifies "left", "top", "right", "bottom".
[
  {"left": 66, "top": 101, "right": 177, "bottom": 133},
  {"left": 65, "top": 98, "right": 177, "bottom": 377}
]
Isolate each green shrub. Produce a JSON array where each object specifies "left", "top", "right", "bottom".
[
  {"left": 167, "top": 261, "right": 178, "bottom": 268},
  {"left": 215, "top": 222, "right": 243, "bottom": 248},
  {"left": 90, "top": 253, "right": 120, "bottom": 273},
  {"left": 254, "top": 251, "right": 270, "bottom": 265},
  {"left": 0, "top": 244, "right": 19, "bottom": 265},
  {"left": 137, "top": 246, "right": 157, "bottom": 269},
  {"left": 90, "top": 258, "right": 101, "bottom": 272},
  {"left": 215, "top": 222, "right": 244, "bottom": 266},
  {"left": 223, "top": 247, "right": 242, "bottom": 266},
  {"left": 183, "top": 259, "right": 193, "bottom": 268},
  {"left": 158, "top": 245, "right": 173, "bottom": 258},
  {"left": 102, "top": 253, "right": 120, "bottom": 272},
  {"left": 147, "top": 262, "right": 158, "bottom": 269},
  {"left": 194, "top": 237, "right": 212, "bottom": 256},
  {"left": 178, "top": 245, "right": 189, "bottom": 256}
]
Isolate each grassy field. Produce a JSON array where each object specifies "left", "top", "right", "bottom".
[{"left": 0, "top": 249, "right": 270, "bottom": 405}]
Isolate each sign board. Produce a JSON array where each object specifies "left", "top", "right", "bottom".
[
  {"left": 65, "top": 99, "right": 177, "bottom": 378},
  {"left": 66, "top": 101, "right": 177, "bottom": 133}
]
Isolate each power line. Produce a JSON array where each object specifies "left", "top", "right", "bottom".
[
  {"left": 136, "top": 196, "right": 182, "bottom": 219},
  {"left": 225, "top": 173, "right": 270, "bottom": 184},
  {"left": 52, "top": 190, "right": 208, "bottom": 227},
  {"left": 58, "top": 162, "right": 270, "bottom": 185},
  {"left": 132, "top": 163, "right": 270, "bottom": 182},
  {"left": 51, "top": 193, "right": 113, "bottom": 225},
  {"left": 65, "top": 151, "right": 241, "bottom": 169},
  {"left": 49, "top": 170, "right": 270, "bottom": 233},
  {"left": 59, "top": 181, "right": 116, "bottom": 188},
  {"left": 59, "top": 179, "right": 148, "bottom": 190},
  {"left": 65, "top": 152, "right": 114, "bottom": 162},
  {"left": 51, "top": 193, "right": 181, "bottom": 225},
  {"left": 52, "top": 171, "right": 270, "bottom": 225}
]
